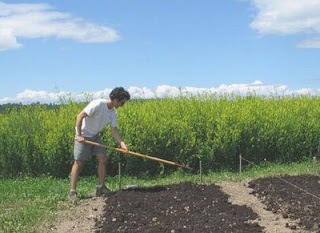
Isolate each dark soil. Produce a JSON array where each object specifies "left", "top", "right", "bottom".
[
  {"left": 95, "top": 182, "right": 264, "bottom": 233},
  {"left": 248, "top": 175, "right": 320, "bottom": 231}
]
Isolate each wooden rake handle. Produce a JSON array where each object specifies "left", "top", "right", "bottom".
[{"left": 83, "top": 140, "right": 191, "bottom": 170}]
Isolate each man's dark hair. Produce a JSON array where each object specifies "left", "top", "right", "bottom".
[{"left": 109, "top": 87, "right": 131, "bottom": 101}]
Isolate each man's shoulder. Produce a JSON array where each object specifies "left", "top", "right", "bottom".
[
  {"left": 91, "top": 98, "right": 107, "bottom": 104},
  {"left": 88, "top": 99, "right": 107, "bottom": 107},
  {"left": 84, "top": 99, "right": 107, "bottom": 113}
]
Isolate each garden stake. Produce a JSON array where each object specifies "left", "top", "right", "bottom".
[
  {"left": 200, "top": 160, "right": 202, "bottom": 184},
  {"left": 118, "top": 161, "right": 121, "bottom": 190},
  {"left": 83, "top": 140, "right": 192, "bottom": 170}
]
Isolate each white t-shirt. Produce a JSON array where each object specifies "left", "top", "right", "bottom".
[{"left": 77, "top": 99, "right": 117, "bottom": 137}]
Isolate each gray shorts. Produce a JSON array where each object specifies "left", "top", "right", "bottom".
[{"left": 74, "top": 135, "right": 106, "bottom": 161}]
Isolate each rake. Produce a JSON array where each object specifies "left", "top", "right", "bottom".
[{"left": 83, "top": 140, "right": 192, "bottom": 170}]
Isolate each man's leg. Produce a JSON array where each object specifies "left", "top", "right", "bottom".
[
  {"left": 70, "top": 160, "right": 84, "bottom": 191},
  {"left": 96, "top": 153, "right": 112, "bottom": 196},
  {"left": 96, "top": 153, "right": 107, "bottom": 185}
]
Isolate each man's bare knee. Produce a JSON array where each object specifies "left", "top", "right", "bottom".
[
  {"left": 72, "top": 160, "right": 84, "bottom": 172},
  {"left": 74, "top": 160, "right": 84, "bottom": 166},
  {"left": 96, "top": 154, "right": 107, "bottom": 164}
]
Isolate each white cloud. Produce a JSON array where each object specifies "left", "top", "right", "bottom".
[
  {"left": 0, "top": 1, "right": 120, "bottom": 51},
  {"left": 128, "top": 86, "right": 156, "bottom": 99},
  {"left": 155, "top": 85, "right": 181, "bottom": 98},
  {"left": 12, "top": 89, "right": 68, "bottom": 104},
  {"left": 0, "top": 27, "right": 22, "bottom": 50},
  {"left": 250, "top": 0, "right": 320, "bottom": 48},
  {"left": 297, "top": 38, "right": 320, "bottom": 48},
  {"left": 1, "top": 81, "right": 320, "bottom": 104}
]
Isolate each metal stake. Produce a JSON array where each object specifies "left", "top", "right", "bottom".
[
  {"left": 239, "top": 154, "right": 242, "bottom": 174},
  {"left": 200, "top": 160, "right": 202, "bottom": 184},
  {"left": 118, "top": 162, "right": 121, "bottom": 190},
  {"left": 313, "top": 156, "right": 317, "bottom": 175}
]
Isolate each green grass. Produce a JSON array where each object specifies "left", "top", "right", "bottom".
[
  {"left": 0, "top": 176, "right": 95, "bottom": 233},
  {"left": 1, "top": 160, "right": 319, "bottom": 233}
]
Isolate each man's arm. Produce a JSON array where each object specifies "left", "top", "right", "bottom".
[
  {"left": 75, "top": 111, "right": 88, "bottom": 142},
  {"left": 111, "top": 127, "right": 128, "bottom": 152}
]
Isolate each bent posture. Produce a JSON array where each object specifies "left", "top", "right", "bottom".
[{"left": 69, "top": 87, "right": 130, "bottom": 199}]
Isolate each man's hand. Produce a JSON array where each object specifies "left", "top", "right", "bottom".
[
  {"left": 120, "top": 141, "right": 129, "bottom": 153},
  {"left": 76, "top": 135, "right": 85, "bottom": 142}
]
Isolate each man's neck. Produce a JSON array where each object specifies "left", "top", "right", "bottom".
[{"left": 106, "top": 99, "right": 114, "bottom": 109}]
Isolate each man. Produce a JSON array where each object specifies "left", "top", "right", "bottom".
[{"left": 68, "top": 87, "right": 130, "bottom": 199}]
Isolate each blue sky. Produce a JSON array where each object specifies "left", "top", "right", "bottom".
[{"left": 1, "top": 0, "right": 320, "bottom": 103}]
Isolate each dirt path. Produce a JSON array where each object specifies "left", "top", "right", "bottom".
[
  {"left": 219, "top": 180, "right": 309, "bottom": 233},
  {"left": 45, "top": 196, "right": 105, "bottom": 233}
]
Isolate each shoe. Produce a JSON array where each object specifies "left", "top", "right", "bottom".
[
  {"left": 96, "top": 184, "right": 112, "bottom": 197},
  {"left": 68, "top": 190, "right": 78, "bottom": 200}
]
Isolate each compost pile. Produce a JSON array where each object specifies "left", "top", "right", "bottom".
[
  {"left": 95, "top": 182, "right": 263, "bottom": 233},
  {"left": 249, "top": 175, "right": 320, "bottom": 231}
]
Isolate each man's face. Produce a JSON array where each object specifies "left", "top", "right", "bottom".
[{"left": 115, "top": 98, "right": 127, "bottom": 108}]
